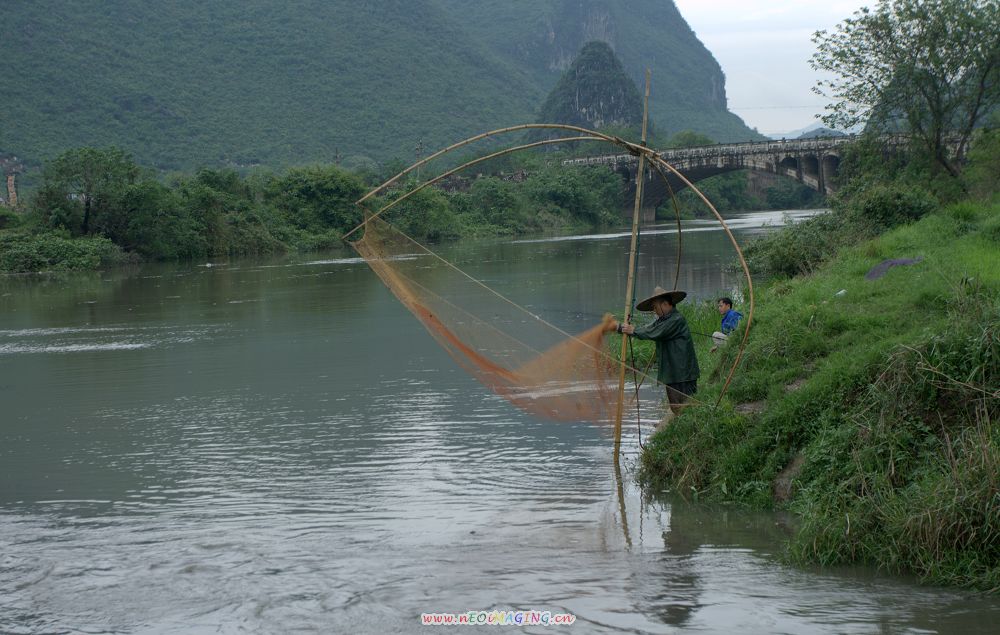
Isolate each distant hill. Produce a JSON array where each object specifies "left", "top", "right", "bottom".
[
  {"left": 768, "top": 122, "right": 851, "bottom": 140},
  {"left": 796, "top": 127, "right": 848, "bottom": 140},
  {"left": 2, "top": 1, "right": 760, "bottom": 172},
  {"left": 531, "top": 42, "right": 643, "bottom": 140},
  {"left": 441, "top": 1, "right": 759, "bottom": 143}
]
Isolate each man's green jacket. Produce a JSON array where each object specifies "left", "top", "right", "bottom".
[{"left": 632, "top": 310, "right": 700, "bottom": 385}]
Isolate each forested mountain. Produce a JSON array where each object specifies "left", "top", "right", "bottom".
[
  {"left": 531, "top": 42, "right": 644, "bottom": 140},
  {"left": 445, "top": 0, "right": 756, "bottom": 142},
  {"left": 2, "top": 1, "right": 758, "bottom": 172}
]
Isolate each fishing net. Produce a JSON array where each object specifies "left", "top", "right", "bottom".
[
  {"left": 350, "top": 215, "right": 633, "bottom": 423},
  {"left": 345, "top": 124, "right": 753, "bottom": 425}
]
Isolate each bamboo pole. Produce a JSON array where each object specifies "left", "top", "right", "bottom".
[
  {"left": 613, "top": 69, "right": 651, "bottom": 462},
  {"left": 613, "top": 455, "right": 633, "bottom": 550}
]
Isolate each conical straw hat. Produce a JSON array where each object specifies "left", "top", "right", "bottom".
[{"left": 635, "top": 286, "right": 687, "bottom": 312}]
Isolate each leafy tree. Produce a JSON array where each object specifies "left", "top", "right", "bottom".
[
  {"left": 462, "top": 178, "right": 525, "bottom": 229},
  {"left": 32, "top": 147, "right": 142, "bottom": 235},
  {"left": 525, "top": 165, "right": 621, "bottom": 226},
  {"left": 386, "top": 186, "right": 462, "bottom": 242},
  {"left": 665, "top": 130, "right": 714, "bottom": 148},
  {"left": 811, "top": 0, "right": 1000, "bottom": 176},
  {"left": 269, "top": 165, "right": 366, "bottom": 233},
  {"left": 113, "top": 181, "right": 202, "bottom": 259}
]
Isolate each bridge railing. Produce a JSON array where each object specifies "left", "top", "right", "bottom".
[{"left": 561, "top": 133, "right": 919, "bottom": 167}]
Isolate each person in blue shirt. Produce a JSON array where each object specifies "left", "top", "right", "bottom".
[{"left": 710, "top": 297, "right": 743, "bottom": 353}]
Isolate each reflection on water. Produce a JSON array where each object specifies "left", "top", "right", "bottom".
[
  {"left": 512, "top": 209, "right": 818, "bottom": 244},
  {"left": 2, "top": 210, "right": 998, "bottom": 633}
]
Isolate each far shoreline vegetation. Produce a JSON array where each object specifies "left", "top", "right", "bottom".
[{"left": 0, "top": 130, "right": 821, "bottom": 274}]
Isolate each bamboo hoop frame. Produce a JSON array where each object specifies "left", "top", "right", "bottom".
[{"left": 347, "top": 123, "right": 754, "bottom": 410}]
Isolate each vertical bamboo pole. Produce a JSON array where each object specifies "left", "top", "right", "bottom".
[{"left": 614, "top": 69, "right": 651, "bottom": 462}]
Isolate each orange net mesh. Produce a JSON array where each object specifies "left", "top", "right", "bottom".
[{"left": 350, "top": 216, "right": 635, "bottom": 424}]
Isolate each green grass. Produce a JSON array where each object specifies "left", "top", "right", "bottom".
[{"left": 640, "top": 198, "right": 1000, "bottom": 589}]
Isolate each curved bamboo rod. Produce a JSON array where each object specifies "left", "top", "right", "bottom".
[
  {"left": 355, "top": 123, "right": 641, "bottom": 206},
  {"left": 343, "top": 135, "right": 603, "bottom": 240}
]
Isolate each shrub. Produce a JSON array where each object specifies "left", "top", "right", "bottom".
[
  {"left": 743, "top": 212, "right": 842, "bottom": 277},
  {"left": 0, "top": 207, "right": 22, "bottom": 230},
  {"left": 845, "top": 184, "right": 938, "bottom": 231},
  {"left": 0, "top": 231, "right": 126, "bottom": 272}
]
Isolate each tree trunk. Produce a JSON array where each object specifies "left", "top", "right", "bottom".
[{"left": 82, "top": 196, "right": 91, "bottom": 234}]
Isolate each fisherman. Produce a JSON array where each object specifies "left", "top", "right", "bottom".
[
  {"left": 614, "top": 287, "right": 700, "bottom": 416},
  {"left": 710, "top": 296, "right": 743, "bottom": 353}
]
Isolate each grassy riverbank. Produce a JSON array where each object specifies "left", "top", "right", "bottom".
[{"left": 640, "top": 195, "right": 1000, "bottom": 589}]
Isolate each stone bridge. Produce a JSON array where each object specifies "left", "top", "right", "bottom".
[{"left": 562, "top": 134, "right": 904, "bottom": 219}]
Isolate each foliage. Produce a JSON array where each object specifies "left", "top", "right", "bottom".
[
  {"left": 844, "top": 183, "right": 938, "bottom": 231},
  {"left": 0, "top": 207, "right": 22, "bottom": 230},
  {"left": 742, "top": 212, "right": 844, "bottom": 277},
  {"left": 269, "top": 165, "right": 367, "bottom": 233},
  {"left": 811, "top": 0, "right": 1000, "bottom": 176},
  {"left": 743, "top": 182, "right": 937, "bottom": 277},
  {"left": 386, "top": 186, "right": 464, "bottom": 242},
  {"left": 0, "top": 230, "right": 126, "bottom": 272},
  {"left": 788, "top": 116, "right": 1000, "bottom": 275},
  {"left": 964, "top": 113, "right": 1000, "bottom": 200},
  {"left": 664, "top": 130, "right": 714, "bottom": 148},
  {"left": 741, "top": 127, "right": 970, "bottom": 278},
  {"left": 4, "top": 145, "right": 625, "bottom": 272},
  {"left": 669, "top": 172, "right": 766, "bottom": 217},
  {"left": 440, "top": 0, "right": 763, "bottom": 142},
  {"left": 31, "top": 147, "right": 142, "bottom": 236},
  {"left": 764, "top": 178, "right": 825, "bottom": 211},
  {"left": 523, "top": 165, "right": 621, "bottom": 226}
]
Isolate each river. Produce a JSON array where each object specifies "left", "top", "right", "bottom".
[{"left": 2, "top": 210, "right": 998, "bottom": 634}]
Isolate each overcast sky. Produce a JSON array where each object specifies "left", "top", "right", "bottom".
[{"left": 673, "top": 0, "right": 871, "bottom": 136}]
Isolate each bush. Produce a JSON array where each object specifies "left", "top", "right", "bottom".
[
  {"left": 743, "top": 183, "right": 940, "bottom": 278},
  {"left": 964, "top": 115, "right": 1000, "bottom": 200},
  {"left": 385, "top": 186, "right": 463, "bottom": 242},
  {"left": 0, "top": 207, "right": 22, "bottom": 230},
  {"left": 844, "top": 184, "right": 938, "bottom": 231},
  {"left": 743, "top": 212, "right": 842, "bottom": 277},
  {"left": 0, "top": 230, "right": 126, "bottom": 272}
]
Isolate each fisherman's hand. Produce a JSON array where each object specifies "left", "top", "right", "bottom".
[{"left": 620, "top": 324, "right": 636, "bottom": 335}]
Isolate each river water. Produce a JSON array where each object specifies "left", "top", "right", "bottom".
[{"left": 2, "top": 210, "right": 997, "bottom": 634}]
